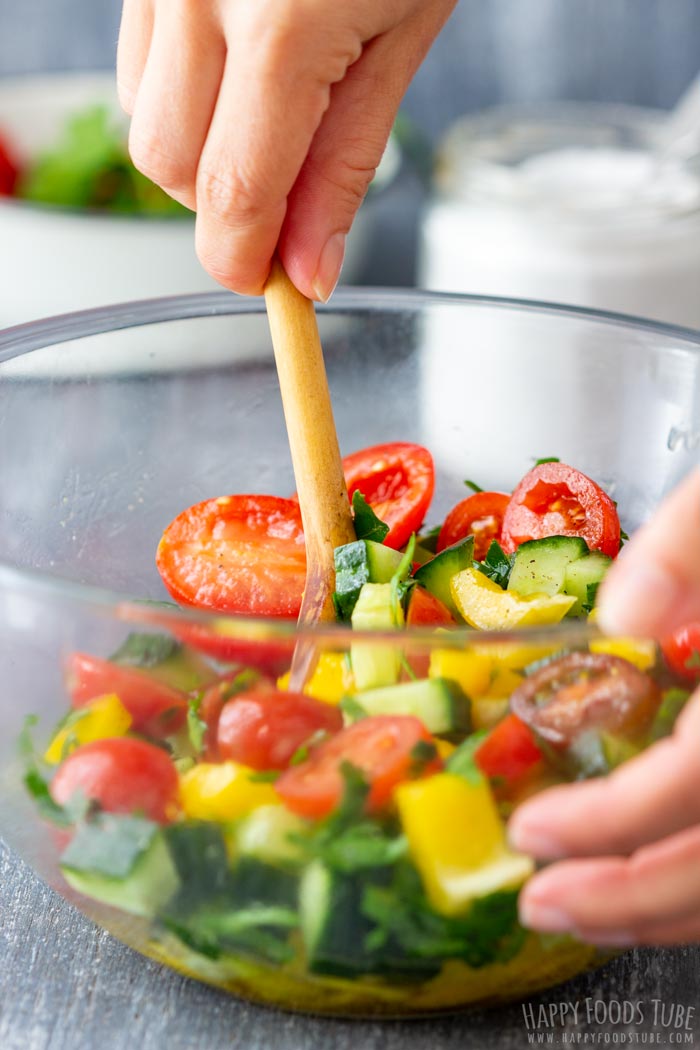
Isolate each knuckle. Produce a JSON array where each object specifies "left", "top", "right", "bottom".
[
  {"left": 196, "top": 166, "right": 272, "bottom": 229},
  {"left": 116, "top": 78, "right": 137, "bottom": 116},
  {"left": 128, "top": 130, "right": 193, "bottom": 192},
  {"left": 318, "top": 155, "right": 377, "bottom": 211}
]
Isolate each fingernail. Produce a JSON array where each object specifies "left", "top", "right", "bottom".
[
  {"left": 598, "top": 562, "right": 682, "bottom": 635},
  {"left": 519, "top": 901, "right": 575, "bottom": 934},
  {"left": 574, "top": 927, "right": 638, "bottom": 948},
  {"left": 312, "top": 232, "right": 345, "bottom": 303},
  {"left": 508, "top": 820, "right": 567, "bottom": 860}
]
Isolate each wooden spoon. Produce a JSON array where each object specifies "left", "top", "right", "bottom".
[{"left": 264, "top": 257, "right": 355, "bottom": 685}]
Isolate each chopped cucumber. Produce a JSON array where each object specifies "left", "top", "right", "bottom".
[
  {"left": 563, "top": 551, "right": 612, "bottom": 615},
  {"left": 236, "top": 804, "right": 307, "bottom": 867},
  {"left": 351, "top": 677, "right": 471, "bottom": 735},
  {"left": 508, "top": 536, "right": 589, "bottom": 599},
  {"left": 350, "top": 583, "right": 402, "bottom": 689},
  {"left": 60, "top": 814, "right": 180, "bottom": 918},
  {"left": 300, "top": 860, "right": 377, "bottom": 977},
  {"left": 110, "top": 631, "right": 214, "bottom": 691},
  {"left": 566, "top": 730, "right": 642, "bottom": 778},
  {"left": 414, "top": 536, "right": 474, "bottom": 620},
  {"left": 334, "top": 540, "right": 404, "bottom": 620}
]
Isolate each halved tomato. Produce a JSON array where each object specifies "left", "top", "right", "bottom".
[
  {"left": 172, "top": 621, "right": 295, "bottom": 676},
  {"left": 405, "top": 587, "right": 456, "bottom": 676},
  {"left": 50, "top": 737, "right": 179, "bottom": 823},
  {"left": 437, "top": 491, "right": 510, "bottom": 560},
  {"left": 500, "top": 462, "right": 620, "bottom": 557},
  {"left": 156, "top": 494, "right": 307, "bottom": 618},
  {"left": 0, "top": 134, "right": 20, "bottom": 196},
  {"left": 341, "top": 443, "right": 434, "bottom": 550},
  {"left": 275, "top": 715, "right": 441, "bottom": 818},
  {"left": 217, "top": 689, "right": 343, "bottom": 770},
  {"left": 67, "top": 652, "right": 188, "bottom": 737}
]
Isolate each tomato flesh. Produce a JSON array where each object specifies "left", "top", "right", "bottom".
[
  {"left": 156, "top": 494, "right": 307, "bottom": 618},
  {"left": 50, "top": 737, "right": 179, "bottom": 823},
  {"left": 275, "top": 715, "right": 440, "bottom": 818},
  {"left": 501, "top": 462, "right": 620, "bottom": 557},
  {"left": 217, "top": 689, "right": 343, "bottom": 770},
  {"left": 67, "top": 652, "right": 188, "bottom": 737},
  {"left": 474, "top": 714, "right": 543, "bottom": 787},
  {"left": 438, "top": 491, "right": 510, "bottom": 560},
  {"left": 662, "top": 623, "right": 700, "bottom": 681},
  {"left": 405, "top": 587, "right": 455, "bottom": 677},
  {"left": 342, "top": 443, "right": 435, "bottom": 550}
]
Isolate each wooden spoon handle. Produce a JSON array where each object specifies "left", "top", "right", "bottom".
[{"left": 264, "top": 257, "right": 355, "bottom": 623}]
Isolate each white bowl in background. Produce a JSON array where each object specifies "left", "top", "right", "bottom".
[{"left": 0, "top": 71, "right": 401, "bottom": 331}]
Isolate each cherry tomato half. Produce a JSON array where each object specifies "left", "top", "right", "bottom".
[
  {"left": 275, "top": 715, "right": 440, "bottom": 819},
  {"left": 474, "top": 713, "right": 543, "bottom": 788},
  {"left": 156, "top": 494, "right": 307, "bottom": 618},
  {"left": 173, "top": 622, "right": 295, "bottom": 676},
  {"left": 67, "top": 652, "right": 188, "bottom": 737},
  {"left": 510, "top": 652, "right": 660, "bottom": 748},
  {"left": 341, "top": 443, "right": 435, "bottom": 550},
  {"left": 661, "top": 623, "right": 700, "bottom": 681},
  {"left": 217, "top": 689, "right": 343, "bottom": 770},
  {"left": 437, "top": 491, "right": 510, "bottom": 561},
  {"left": 50, "top": 737, "right": 179, "bottom": 823},
  {"left": 500, "top": 462, "right": 620, "bottom": 557}
]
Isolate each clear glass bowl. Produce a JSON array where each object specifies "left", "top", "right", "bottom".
[{"left": 0, "top": 289, "right": 698, "bottom": 1017}]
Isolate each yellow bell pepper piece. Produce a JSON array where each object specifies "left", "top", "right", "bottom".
[
  {"left": 485, "top": 666, "right": 523, "bottom": 699},
  {"left": 451, "top": 568, "right": 575, "bottom": 630},
  {"left": 434, "top": 738, "right": 456, "bottom": 760},
  {"left": 471, "top": 697, "right": 511, "bottom": 731},
  {"left": 179, "top": 762, "right": 278, "bottom": 822},
  {"left": 44, "top": 694, "right": 132, "bottom": 765},
  {"left": 589, "top": 637, "right": 657, "bottom": 671},
  {"left": 277, "top": 652, "right": 353, "bottom": 705},
  {"left": 395, "top": 772, "right": 534, "bottom": 916},
  {"left": 428, "top": 649, "right": 492, "bottom": 697},
  {"left": 474, "top": 641, "right": 558, "bottom": 671}
]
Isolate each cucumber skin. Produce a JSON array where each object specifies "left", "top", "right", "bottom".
[
  {"left": 563, "top": 552, "right": 612, "bottom": 615},
  {"left": 353, "top": 677, "right": 471, "bottom": 735},
  {"left": 61, "top": 832, "right": 179, "bottom": 918},
  {"left": 334, "top": 540, "right": 403, "bottom": 621},
  {"left": 414, "top": 537, "right": 475, "bottom": 620}
]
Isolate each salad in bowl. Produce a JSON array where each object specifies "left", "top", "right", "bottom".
[{"left": 21, "top": 441, "right": 694, "bottom": 1016}]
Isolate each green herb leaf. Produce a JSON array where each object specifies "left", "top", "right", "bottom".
[
  {"left": 463, "top": 479, "right": 484, "bottom": 493},
  {"left": 20, "top": 715, "right": 86, "bottom": 826},
  {"left": 339, "top": 694, "right": 368, "bottom": 722},
  {"left": 534, "top": 456, "right": 560, "bottom": 465},
  {"left": 289, "top": 728, "right": 330, "bottom": 767},
  {"left": 650, "top": 688, "right": 691, "bottom": 742},
  {"left": 476, "top": 540, "right": 513, "bottom": 589},
  {"left": 352, "top": 491, "right": 389, "bottom": 544},
  {"left": 61, "top": 813, "right": 160, "bottom": 878},
  {"left": 409, "top": 738, "right": 438, "bottom": 775},
  {"left": 110, "top": 632, "right": 180, "bottom": 668},
  {"left": 390, "top": 534, "right": 416, "bottom": 623},
  {"left": 186, "top": 693, "right": 207, "bottom": 756},
  {"left": 581, "top": 580, "right": 601, "bottom": 614},
  {"left": 445, "top": 730, "right": 489, "bottom": 785},
  {"left": 248, "top": 769, "right": 280, "bottom": 783}
]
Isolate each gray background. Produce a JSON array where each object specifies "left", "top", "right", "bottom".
[
  {"left": 2, "top": 0, "right": 700, "bottom": 137},
  {"left": 2, "top": 2, "right": 700, "bottom": 1048}
]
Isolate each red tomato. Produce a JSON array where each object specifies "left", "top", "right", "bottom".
[
  {"left": 0, "top": 134, "right": 20, "bottom": 195},
  {"left": 50, "top": 737, "right": 179, "bottom": 823},
  {"left": 173, "top": 621, "right": 295, "bottom": 676},
  {"left": 406, "top": 586, "right": 456, "bottom": 628},
  {"left": 198, "top": 671, "right": 269, "bottom": 760},
  {"left": 275, "top": 715, "right": 440, "bottom": 818},
  {"left": 662, "top": 623, "right": 700, "bottom": 681},
  {"left": 474, "top": 714, "right": 543, "bottom": 787},
  {"left": 437, "top": 492, "right": 510, "bottom": 561},
  {"left": 500, "top": 462, "right": 620, "bottom": 557},
  {"left": 156, "top": 494, "right": 307, "bottom": 617},
  {"left": 67, "top": 652, "right": 188, "bottom": 737},
  {"left": 405, "top": 587, "right": 456, "bottom": 677},
  {"left": 341, "top": 443, "right": 435, "bottom": 550},
  {"left": 217, "top": 689, "right": 343, "bottom": 770}
]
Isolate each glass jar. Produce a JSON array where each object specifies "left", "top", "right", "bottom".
[{"left": 419, "top": 104, "right": 700, "bottom": 328}]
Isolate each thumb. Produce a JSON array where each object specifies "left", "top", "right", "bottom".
[
  {"left": 597, "top": 468, "right": 700, "bottom": 637},
  {"left": 279, "top": 5, "right": 453, "bottom": 301}
]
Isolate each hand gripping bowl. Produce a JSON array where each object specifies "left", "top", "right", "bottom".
[{"left": 0, "top": 289, "right": 698, "bottom": 1017}]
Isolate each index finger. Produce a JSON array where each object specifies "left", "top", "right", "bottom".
[{"left": 194, "top": 10, "right": 361, "bottom": 295}]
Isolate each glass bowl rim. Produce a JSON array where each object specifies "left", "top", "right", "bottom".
[{"left": 1, "top": 286, "right": 699, "bottom": 645}]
